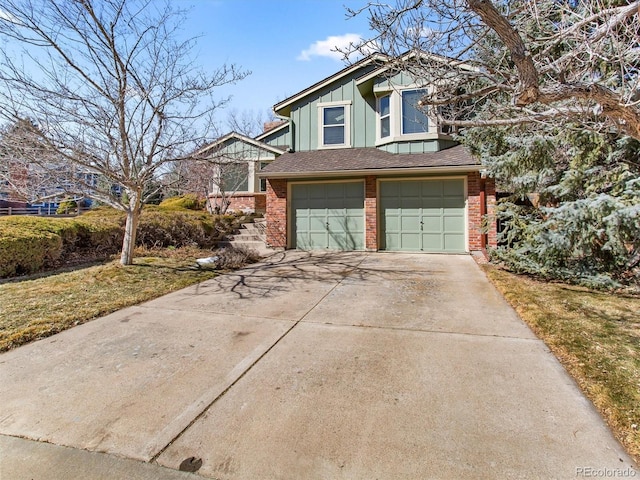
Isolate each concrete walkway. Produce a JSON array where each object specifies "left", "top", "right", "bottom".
[{"left": 0, "top": 252, "right": 636, "bottom": 479}]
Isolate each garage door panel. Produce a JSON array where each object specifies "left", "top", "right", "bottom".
[
  {"left": 444, "top": 234, "right": 465, "bottom": 252},
  {"left": 345, "top": 182, "right": 364, "bottom": 197},
  {"left": 443, "top": 197, "right": 465, "bottom": 209},
  {"left": 400, "top": 215, "right": 421, "bottom": 231},
  {"left": 421, "top": 198, "right": 443, "bottom": 210},
  {"left": 308, "top": 216, "right": 327, "bottom": 230},
  {"left": 400, "top": 233, "right": 421, "bottom": 250},
  {"left": 384, "top": 214, "right": 400, "bottom": 232},
  {"left": 292, "top": 182, "right": 364, "bottom": 251},
  {"left": 422, "top": 216, "right": 441, "bottom": 232},
  {"left": 422, "top": 234, "right": 443, "bottom": 251},
  {"left": 401, "top": 182, "right": 422, "bottom": 196},
  {"left": 443, "top": 179, "right": 464, "bottom": 196},
  {"left": 444, "top": 216, "right": 465, "bottom": 231},
  {"left": 381, "top": 179, "right": 466, "bottom": 253}
]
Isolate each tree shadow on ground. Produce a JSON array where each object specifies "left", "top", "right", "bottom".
[{"left": 188, "top": 250, "right": 436, "bottom": 300}]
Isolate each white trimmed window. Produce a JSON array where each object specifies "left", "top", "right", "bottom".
[
  {"left": 318, "top": 101, "right": 351, "bottom": 148},
  {"left": 378, "top": 94, "right": 391, "bottom": 139},
  {"left": 401, "top": 89, "right": 429, "bottom": 134}
]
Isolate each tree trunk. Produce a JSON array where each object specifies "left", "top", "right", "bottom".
[
  {"left": 120, "top": 193, "right": 142, "bottom": 265},
  {"left": 120, "top": 208, "right": 140, "bottom": 265}
]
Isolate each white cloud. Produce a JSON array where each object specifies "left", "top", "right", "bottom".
[
  {"left": 0, "top": 9, "right": 19, "bottom": 23},
  {"left": 297, "top": 33, "right": 363, "bottom": 61},
  {"left": 406, "top": 26, "right": 433, "bottom": 38}
]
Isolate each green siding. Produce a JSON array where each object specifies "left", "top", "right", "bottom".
[
  {"left": 283, "top": 62, "right": 459, "bottom": 154},
  {"left": 292, "top": 182, "right": 365, "bottom": 250},
  {"left": 260, "top": 125, "right": 290, "bottom": 149},
  {"left": 290, "top": 65, "right": 379, "bottom": 151},
  {"left": 380, "top": 179, "right": 465, "bottom": 253},
  {"left": 214, "top": 137, "right": 276, "bottom": 160}
]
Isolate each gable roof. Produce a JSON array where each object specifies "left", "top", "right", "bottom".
[
  {"left": 196, "top": 132, "right": 286, "bottom": 157},
  {"left": 273, "top": 53, "right": 390, "bottom": 116},
  {"left": 354, "top": 50, "right": 478, "bottom": 87},
  {"left": 255, "top": 120, "right": 289, "bottom": 142},
  {"left": 259, "top": 145, "right": 480, "bottom": 178}
]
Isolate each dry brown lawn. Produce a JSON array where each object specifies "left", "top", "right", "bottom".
[
  {"left": 483, "top": 265, "right": 640, "bottom": 462},
  {"left": 0, "top": 248, "right": 219, "bottom": 352}
]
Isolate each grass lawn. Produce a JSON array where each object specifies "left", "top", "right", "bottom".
[
  {"left": 0, "top": 249, "right": 220, "bottom": 352},
  {"left": 483, "top": 265, "right": 640, "bottom": 463}
]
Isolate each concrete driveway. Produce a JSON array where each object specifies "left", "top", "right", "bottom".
[{"left": 0, "top": 252, "right": 636, "bottom": 479}]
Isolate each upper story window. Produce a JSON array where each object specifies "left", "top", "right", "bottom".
[
  {"left": 375, "top": 88, "right": 436, "bottom": 144},
  {"left": 318, "top": 101, "right": 351, "bottom": 148},
  {"left": 378, "top": 94, "right": 391, "bottom": 138},
  {"left": 401, "top": 89, "right": 429, "bottom": 134}
]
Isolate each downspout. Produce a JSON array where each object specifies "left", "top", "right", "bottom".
[
  {"left": 274, "top": 112, "right": 294, "bottom": 153},
  {"left": 480, "top": 174, "right": 488, "bottom": 259}
]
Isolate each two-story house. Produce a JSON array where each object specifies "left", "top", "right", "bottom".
[{"left": 254, "top": 53, "right": 497, "bottom": 254}]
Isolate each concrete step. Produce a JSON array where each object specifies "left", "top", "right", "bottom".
[
  {"left": 226, "top": 233, "right": 265, "bottom": 242},
  {"left": 239, "top": 223, "right": 265, "bottom": 234},
  {"left": 216, "top": 240, "right": 276, "bottom": 256}
]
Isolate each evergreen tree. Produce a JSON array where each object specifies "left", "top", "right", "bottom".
[{"left": 465, "top": 125, "right": 640, "bottom": 288}]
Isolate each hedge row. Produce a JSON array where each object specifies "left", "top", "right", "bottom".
[{"left": 0, "top": 207, "right": 237, "bottom": 278}]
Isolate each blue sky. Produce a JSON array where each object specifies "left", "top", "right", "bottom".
[{"left": 181, "top": 0, "right": 375, "bottom": 122}]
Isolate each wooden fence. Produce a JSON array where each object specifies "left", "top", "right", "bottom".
[{"left": 0, "top": 206, "right": 89, "bottom": 216}]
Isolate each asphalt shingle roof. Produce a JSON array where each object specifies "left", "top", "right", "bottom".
[{"left": 260, "top": 145, "right": 479, "bottom": 176}]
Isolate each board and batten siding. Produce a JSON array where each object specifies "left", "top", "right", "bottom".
[
  {"left": 214, "top": 137, "right": 276, "bottom": 160},
  {"left": 289, "top": 64, "right": 379, "bottom": 151},
  {"left": 259, "top": 125, "right": 291, "bottom": 149}
]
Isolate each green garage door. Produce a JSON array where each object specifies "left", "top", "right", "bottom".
[
  {"left": 380, "top": 179, "right": 466, "bottom": 252},
  {"left": 292, "top": 182, "right": 365, "bottom": 250}
]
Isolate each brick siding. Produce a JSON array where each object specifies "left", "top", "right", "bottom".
[
  {"left": 364, "top": 176, "right": 377, "bottom": 251},
  {"left": 265, "top": 179, "right": 287, "bottom": 248},
  {"left": 485, "top": 177, "right": 498, "bottom": 248},
  {"left": 210, "top": 193, "right": 267, "bottom": 214},
  {"left": 467, "top": 172, "right": 483, "bottom": 251}
]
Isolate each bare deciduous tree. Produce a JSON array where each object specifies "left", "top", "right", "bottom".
[
  {"left": 0, "top": 0, "right": 248, "bottom": 264},
  {"left": 226, "top": 108, "right": 277, "bottom": 138},
  {"left": 347, "top": 0, "right": 640, "bottom": 139}
]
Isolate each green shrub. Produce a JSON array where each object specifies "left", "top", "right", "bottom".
[
  {"left": 136, "top": 210, "right": 218, "bottom": 248},
  {"left": 158, "top": 194, "right": 205, "bottom": 211},
  {"left": 0, "top": 207, "right": 238, "bottom": 278},
  {"left": 56, "top": 199, "right": 78, "bottom": 214},
  {"left": 0, "top": 226, "right": 62, "bottom": 277},
  {"left": 0, "top": 215, "right": 121, "bottom": 277}
]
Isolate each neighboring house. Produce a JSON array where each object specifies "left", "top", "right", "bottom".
[
  {"left": 0, "top": 159, "right": 98, "bottom": 210},
  {"left": 255, "top": 53, "right": 497, "bottom": 253},
  {"left": 196, "top": 131, "right": 286, "bottom": 213}
]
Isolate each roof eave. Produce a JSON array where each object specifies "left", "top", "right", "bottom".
[
  {"left": 196, "top": 132, "right": 286, "bottom": 157},
  {"left": 255, "top": 121, "right": 289, "bottom": 141},
  {"left": 258, "top": 164, "right": 481, "bottom": 179},
  {"left": 273, "top": 53, "right": 390, "bottom": 115}
]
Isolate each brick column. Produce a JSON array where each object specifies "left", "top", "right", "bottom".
[
  {"left": 266, "top": 179, "right": 287, "bottom": 248},
  {"left": 485, "top": 177, "right": 498, "bottom": 248},
  {"left": 364, "top": 176, "right": 377, "bottom": 251},
  {"left": 467, "top": 172, "right": 482, "bottom": 252}
]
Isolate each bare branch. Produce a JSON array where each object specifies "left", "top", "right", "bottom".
[
  {"left": 0, "top": 0, "right": 249, "bottom": 263},
  {"left": 349, "top": 0, "right": 640, "bottom": 140}
]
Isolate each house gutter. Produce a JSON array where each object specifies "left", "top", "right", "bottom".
[
  {"left": 273, "top": 112, "right": 294, "bottom": 152},
  {"left": 257, "top": 164, "right": 482, "bottom": 179}
]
